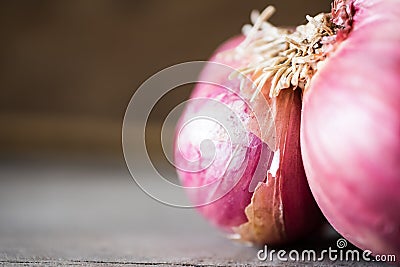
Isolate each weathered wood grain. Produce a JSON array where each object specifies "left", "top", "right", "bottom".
[{"left": 0, "top": 160, "right": 390, "bottom": 266}]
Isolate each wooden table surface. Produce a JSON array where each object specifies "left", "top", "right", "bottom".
[{"left": 0, "top": 159, "right": 389, "bottom": 266}]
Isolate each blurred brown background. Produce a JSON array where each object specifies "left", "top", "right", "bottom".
[{"left": 0, "top": 0, "right": 331, "bottom": 159}]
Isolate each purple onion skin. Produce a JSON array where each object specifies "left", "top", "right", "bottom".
[
  {"left": 301, "top": 0, "right": 400, "bottom": 258},
  {"left": 279, "top": 89, "right": 321, "bottom": 241},
  {"left": 175, "top": 36, "right": 323, "bottom": 243},
  {"left": 174, "top": 36, "right": 271, "bottom": 230}
]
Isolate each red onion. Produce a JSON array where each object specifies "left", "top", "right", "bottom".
[
  {"left": 301, "top": 0, "right": 400, "bottom": 258},
  {"left": 174, "top": 36, "right": 322, "bottom": 245},
  {"left": 175, "top": 0, "right": 400, "bottom": 253}
]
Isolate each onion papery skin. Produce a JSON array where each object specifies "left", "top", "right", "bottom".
[
  {"left": 301, "top": 0, "right": 400, "bottom": 258},
  {"left": 175, "top": 36, "right": 322, "bottom": 244},
  {"left": 174, "top": 36, "right": 259, "bottom": 230}
]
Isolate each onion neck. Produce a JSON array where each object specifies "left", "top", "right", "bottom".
[{"left": 231, "top": 0, "right": 355, "bottom": 99}]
